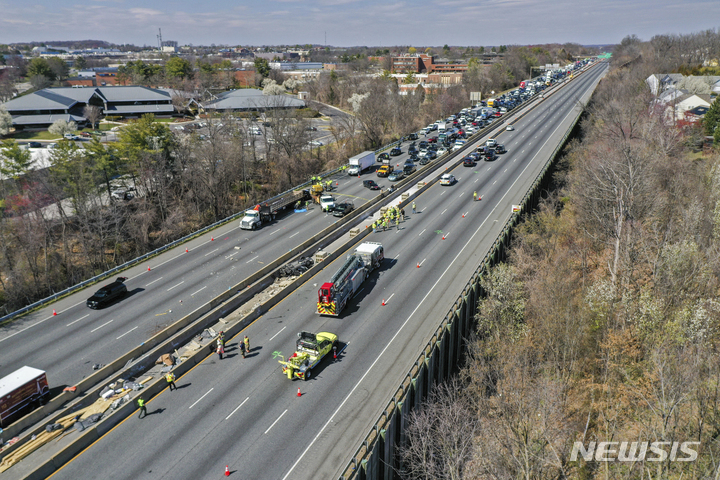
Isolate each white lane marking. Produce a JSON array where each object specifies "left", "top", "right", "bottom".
[
  {"left": 226, "top": 397, "right": 250, "bottom": 420},
  {"left": 225, "top": 252, "right": 239, "bottom": 259},
  {"left": 487, "top": 167, "right": 491, "bottom": 171},
  {"left": 265, "top": 409, "right": 288, "bottom": 434},
  {"left": 393, "top": 254, "right": 399, "bottom": 259},
  {"left": 419, "top": 229, "right": 426, "bottom": 236},
  {"left": 514, "top": 159, "right": 517, "bottom": 162},
  {"left": 443, "top": 231, "right": 451, "bottom": 239},
  {"left": 269, "top": 326, "right": 286, "bottom": 342},
  {"left": 167, "top": 281, "right": 184, "bottom": 291},
  {"left": 522, "top": 150, "right": 525, "bottom": 153},
  {"left": 0, "top": 313, "right": 60, "bottom": 343},
  {"left": 204, "top": 248, "right": 218, "bottom": 257},
  {"left": 246, "top": 256, "right": 259, "bottom": 264},
  {"left": 305, "top": 211, "right": 313, "bottom": 216},
  {"left": 66, "top": 314, "right": 89, "bottom": 327},
  {"left": 385, "top": 293, "right": 395, "bottom": 304},
  {"left": 90, "top": 319, "right": 113, "bottom": 333},
  {"left": 463, "top": 211, "right": 469, "bottom": 217},
  {"left": 145, "top": 277, "right": 164, "bottom": 287},
  {"left": 419, "top": 258, "right": 427, "bottom": 266},
  {"left": 458, "top": 192, "right": 465, "bottom": 198},
  {"left": 474, "top": 178, "right": 479, "bottom": 183},
  {"left": 289, "top": 232, "right": 300, "bottom": 238},
  {"left": 504, "top": 169, "right": 507, "bottom": 173},
  {"left": 441, "top": 209, "right": 447, "bottom": 215},
  {"left": 440, "top": 191, "right": 445, "bottom": 195},
  {"left": 154, "top": 252, "right": 186, "bottom": 269},
  {"left": 116, "top": 326, "right": 138, "bottom": 340},
  {"left": 191, "top": 286, "right": 207, "bottom": 296},
  {"left": 189, "top": 388, "right": 214, "bottom": 409},
  {"left": 493, "top": 180, "right": 497, "bottom": 185},
  {"left": 269, "top": 229, "right": 280, "bottom": 236}
]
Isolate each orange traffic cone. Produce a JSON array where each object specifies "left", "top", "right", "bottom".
[
  {"left": 225, "top": 465, "right": 230, "bottom": 476},
  {"left": 147, "top": 266, "right": 151, "bottom": 271},
  {"left": 335, "top": 181, "right": 338, "bottom": 186},
  {"left": 297, "top": 388, "right": 302, "bottom": 397},
  {"left": 417, "top": 263, "right": 420, "bottom": 268},
  {"left": 185, "top": 247, "right": 189, "bottom": 253},
  {"left": 442, "top": 235, "right": 446, "bottom": 240},
  {"left": 462, "top": 213, "right": 465, "bottom": 218},
  {"left": 211, "top": 237, "right": 214, "bottom": 241},
  {"left": 52, "top": 309, "right": 57, "bottom": 316},
  {"left": 382, "top": 299, "right": 386, "bottom": 306}
]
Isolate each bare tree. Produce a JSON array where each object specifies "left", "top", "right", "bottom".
[{"left": 83, "top": 105, "right": 102, "bottom": 130}]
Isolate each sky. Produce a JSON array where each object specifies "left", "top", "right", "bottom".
[{"left": 0, "top": 0, "right": 718, "bottom": 48}]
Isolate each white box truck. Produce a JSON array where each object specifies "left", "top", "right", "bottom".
[{"left": 347, "top": 151, "right": 375, "bottom": 176}]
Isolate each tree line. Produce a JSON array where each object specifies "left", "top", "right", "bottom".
[{"left": 399, "top": 30, "right": 720, "bottom": 480}]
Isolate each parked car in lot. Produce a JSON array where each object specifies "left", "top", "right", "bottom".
[
  {"left": 440, "top": 174, "right": 456, "bottom": 186},
  {"left": 332, "top": 202, "right": 354, "bottom": 217},
  {"left": 389, "top": 147, "right": 402, "bottom": 156},
  {"left": 363, "top": 180, "right": 381, "bottom": 190},
  {"left": 388, "top": 170, "right": 404, "bottom": 182},
  {"left": 87, "top": 277, "right": 128, "bottom": 309},
  {"left": 377, "top": 152, "right": 390, "bottom": 162},
  {"left": 28, "top": 142, "right": 42, "bottom": 148}
]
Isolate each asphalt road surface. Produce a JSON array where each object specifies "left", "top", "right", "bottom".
[
  {"left": 0, "top": 102, "right": 471, "bottom": 389},
  {"left": 47, "top": 62, "right": 607, "bottom": 480}
]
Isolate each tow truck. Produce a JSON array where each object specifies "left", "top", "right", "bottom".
[
  {"left": 279, "top": 331, "right": 338, "bottom": 380},
  {"left": 316, "top": 242, "right": 384, "bottom": 316}
]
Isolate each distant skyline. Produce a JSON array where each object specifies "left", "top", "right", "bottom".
[{"left": 1, "top": 0, "right": 718, "bottom": 48}]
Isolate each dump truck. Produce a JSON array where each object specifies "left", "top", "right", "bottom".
[
  {"left": 240, "top": 189, "right": 310, "bottom": 230},
  {"left": 0, "top": 366, "right": 50, "bottom": 428},
  {"left": 316, "top": 242, "right": 384, "bottom": 316},
  {"left": 279, "top": 331, "right": 338, "bottom": 380}
]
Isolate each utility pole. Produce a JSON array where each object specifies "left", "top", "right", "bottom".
[{"left": 157, "top": 28, "right": 163, "bottom": 51}]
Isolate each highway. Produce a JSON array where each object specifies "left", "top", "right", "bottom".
[
  {"left": 46, "top": 62, "right": 608, "bottom": 480},
  {"left": 0, "top": 123, "right": 426, "bottom": 390}
]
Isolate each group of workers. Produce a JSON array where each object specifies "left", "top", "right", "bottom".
[
  {"left": 139, "top": 332, "right": 252, "bottom": 418},
  {"left": 372, "top": 205, "right": 406, "bottom": 232}
]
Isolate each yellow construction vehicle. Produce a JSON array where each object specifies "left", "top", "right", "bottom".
[{"left": 279, "top": 331, "right": 338, "bottom": 380}]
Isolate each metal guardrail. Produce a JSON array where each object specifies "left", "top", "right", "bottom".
[{"left": 340, "top": 64, "right": 596, "bottom": 479}]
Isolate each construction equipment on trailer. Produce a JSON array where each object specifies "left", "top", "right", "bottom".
[
  {"left": 239, "top": 189, "right": 310, "bottom": 230},
  {"left": 279, "top": 331, "right": 338, "bottom": 380},
  {"left": 316, "top": 242, "right": 384, "bottom": 316},
  {"left": 0, "top": 367, "right": 50, "bottom": 428}
]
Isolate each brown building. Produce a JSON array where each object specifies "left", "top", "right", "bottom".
[
  {"left": 66, "top": 77, "right": 95, "bottom": 87},
  {"left": 391, "top": 53, "right": 467, "bottom": 74}
]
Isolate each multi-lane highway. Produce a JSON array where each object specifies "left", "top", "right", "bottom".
[
  {"left": 41, "top": 62, "right": 608, "bottom": 480},
  {"left": 0, "top": 125, "right": 426, "bottom": 390}
]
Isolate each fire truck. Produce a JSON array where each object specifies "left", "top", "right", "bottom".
[{"left": 316, "top": 242, "right": 384, "bottom": 316}]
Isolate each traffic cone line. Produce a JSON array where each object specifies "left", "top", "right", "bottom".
[{"left": 297, "top": 388, "right": 302, "bottom": 397}]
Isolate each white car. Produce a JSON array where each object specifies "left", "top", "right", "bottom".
[
  {"left": 486, "top": 139, "right": 497, "bottom": 147},
  {"left": 319, "top": 195, "right": 335, "bottom": 212},
  {"left": 437, "top": 147, "right": 448, "bottom": 156},
  {"left": 506, "top": 125, "right": 515, "bottom": 131},
  {"left": 347, "top": 165, "right": 360, "bottom": 176},
  {"left": 308, "top": 140, "right": 324, "bottom": 147},
  {"left": 440, "top": 174, "right": 456, "bottom": 186}
]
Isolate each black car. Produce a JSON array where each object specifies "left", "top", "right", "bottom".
[
  {"left": 408, "top": 133, "right": 419, "bottom": 140},
  {"left": 87, "top": 277, "right": 128, "bottom": 309},
  {"left": 462, "top": 156, "right": 476, "bottom": 167},
  {"left": 332, "top": 202, "right": 354, "bottom": 217},
  {"left": 485, "top": 150, "right": 497, "bottom": 161},
  {"left": 419, "top": 156, "right": 432, "bottom": 165},
  {"left": 496, "top": 144, "right": 507, "bottom": 154},
  {"left": 403, "top": 164, "right": 417, "bottom": 175},
  {"left": 418, "top": 140, "right": 428, "bottom": 149},
  {"left": 377, "top": 152, "right": 390, "bottom": 162},
  {"left": 408, "top": 145, "right": 418, "bottom": 155},
  {"left": 363, "top": 180, "right": 381, "bottom": 190},
  {"left": 390, "top": 147, "right": 402, "bottom": 156},
  {"left": 28, "top": 142, "right": 42, "bottom": 148}
]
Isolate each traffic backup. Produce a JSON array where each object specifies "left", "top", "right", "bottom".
[{"left": 316, "top": 242, "right": 384, "bottom": 316}]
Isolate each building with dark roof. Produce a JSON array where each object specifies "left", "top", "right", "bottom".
[
  {"left": 201, "top": 89, "right": 305, "bottom": 113},
  {"left": 2, "top": 86, "right": 175, "bottom": 129}
]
